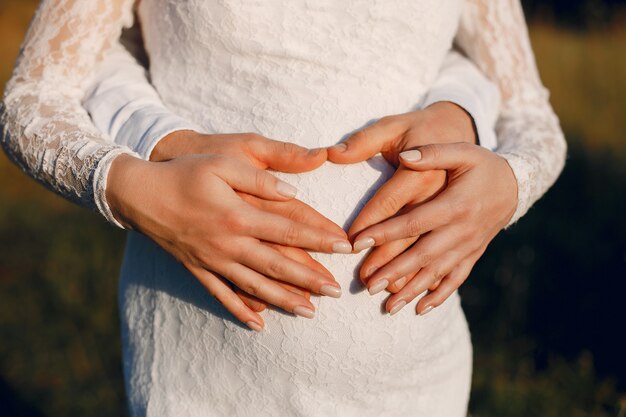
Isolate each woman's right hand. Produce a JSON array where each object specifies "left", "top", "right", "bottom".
[{"left": 106, "top": 152, "right": 351, "bottom": 331}]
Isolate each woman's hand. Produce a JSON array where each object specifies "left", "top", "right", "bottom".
[
  {"left": 353, "top": 143, "right": 517, "bottom": 315},
  {"left": 149, "top": 130, "right": 340, "bottom": 314},
  {"left": 327, "top": 102, "right": 475, "bottom": 294},
  {"left": 106, "top": 153, "right": 352, "bottom": 331},
  {"left": 150, "top": 130, "right": 327, "bottom": 172}
]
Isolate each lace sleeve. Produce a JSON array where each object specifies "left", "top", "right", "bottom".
[
  {"left": 0, "top": 0, "right": 138, "bottom": 228},
  {"left": 455, "top": 0, "right": 567, "bottom": 225}
]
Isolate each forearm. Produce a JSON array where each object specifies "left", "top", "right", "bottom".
[
  {"left": 455, "top": 0, "right": 567, "bottom": 225},
  {"left": 421, "top": 49, "right": 500, "bottom": 150},
  {"left": 83, "top": 25, "right": 200, "bottom": 161},
  {"left": 0, "top": 0, "right": 138, "bottom": 228}
]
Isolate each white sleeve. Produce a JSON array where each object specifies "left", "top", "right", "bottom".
[
  {"left": 0, "top": 0, "right": 138, "bottom": 228},
  {"left": 455, "top": 0, "right": 567, "bottom": 225},
  {"left": 83, "top": 24, "right": 201, "bottom": 161},
  {"left": 421, "top": 49, "right": 500, "bottom": 151}
]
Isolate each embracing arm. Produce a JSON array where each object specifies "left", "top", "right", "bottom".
[
  {"left": 0, "top": 0, "right": 137, "bottom": 228},
  {"left": 455, "top": 0, "right": 567, "bottom": 224},
  {"left": 83, "top": 23, "right": 200, "bottom": 160},
  {"left": 422, "top": 49, "right": 500, "bottom": 151}
]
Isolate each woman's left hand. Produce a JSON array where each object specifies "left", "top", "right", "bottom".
[
  {"left": 356, "top": 143, "right": 517, "bottom": 315},
  {"left": 327, "top": 103, "right": 518, "bottom": 315}
]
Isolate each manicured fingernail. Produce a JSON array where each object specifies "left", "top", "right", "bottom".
[
  {"left": 332, "top": 241, "right": 353, "bottom": 254},
  {"left": 276, "top": 181, "right": 297, "bottom": 198},
  {"left": 293, "top": 306, "right": 315, "bottom": 319},
  {"left": 331, "top": 143, "right": 347, "bottom": 152},
  {"left": 364, "top": 266, "right": 379, "bottom": 278},
  {"left": 400, "top": 150, "right": 422, "bottom": 162},
  {"left": 395, "top": 276, "right": 407, "bottom": 288},
  {"left": 389, "top": 300, "right": 407, "bottom": 315},
  {"left": 246, "top": 321, "right": 263, "bottom": 332},
  {"left": 353, "top": 237, "right": 375, "bottom": 252},
  {"left": 420, "top": 306, "right": 434, "bottom": 316},
  {"left": 320, "top": 284, "right": 342, "bottom": 298},
  {"left": 368, "top": 279, "right": 389, "bottom": 296}
]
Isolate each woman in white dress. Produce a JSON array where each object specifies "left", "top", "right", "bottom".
[{"left": 0, "top": 1, "right": 566, "bottom": 416}]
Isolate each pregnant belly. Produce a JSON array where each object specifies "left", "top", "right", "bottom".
[{"left": 119, "top": 156, "right": 468, "bottom": 405}]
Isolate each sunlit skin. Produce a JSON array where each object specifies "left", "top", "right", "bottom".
[
  {"left": 328, "top": 101, "right": 518, "bottom": 316},
  {"left": 104, "top": 101, "right": 517, "bottom": 330},
  {"left": 105, "top": 133, "right": 351, "bottom": 331}
]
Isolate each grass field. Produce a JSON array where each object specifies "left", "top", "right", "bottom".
[{"left": 1, "top": 1, "right": 625, "bottom": 416}]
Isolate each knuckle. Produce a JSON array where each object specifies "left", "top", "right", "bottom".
[
  {"left": 254, "top": 170, "right": 272, "bottom": 192},
  {"left": 243, "top": 280, "right": 263, "bottom": 297},
  {"left": 223, "top": 211, "right": 249, "bottom": 233},
  {"left": 405, "top": 216, "right": 423, "bottom": 237},
  {"left": 379, "top": 192, "right": 403, "bottom": 215},
  {"left": 282, "top": 223, "right": 301, "bottom": 245},
  {"left": 265, "top": 259, "right": 287, "bottom": 278},
  {"left": 351, "top": 130, "right": 368, "bottom": 143},
  {"left": 281, "top": 141, "right": 301, "bottom": 155},
  {"left": 416, "top": 252, "right": 433, "bottom": 267},
  {"left": 448, "top": 196, "right": 470, "bottom": 218}
]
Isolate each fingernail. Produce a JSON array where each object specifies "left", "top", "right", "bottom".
[
  {"left": 364, "top": 266, "right": 379, "bottom": 278},
  {"left": 246, "top": 321, "right": 263, "bottom": 332},
  {"left": 353, "top": 237, "right": 375, "bottom": 252},
  {"left": 331, "top": 143, "right": 347, "bottom": 152},
  {"left": 420, "top": 305, "right": 434, "bottom": 316},
  {"left": 368, "top": 279, "right": 389, "bottom": 296},
  {"left": 400, "top": 150, "right": 422, "bottom": 162},
  {"left": 293, "top": 306, "right": 315, "bottom": 319},
  {"left": 389, "top": 300, "right": 407, "bottom": 315},
  {"left": 276, "top": 181, "right": 298, "bottom": 198},
  {"left": 332, "top": 241, "right": 353, "bottom": 254},
  {"left": 276, "top": 181, "right": 297, "bottom": 198},
  {"left": 395, "top": 276, "right": 407, "bottom": 288},
  {"left": 320, "top": 284, "right": 342, "bottom": 298}
]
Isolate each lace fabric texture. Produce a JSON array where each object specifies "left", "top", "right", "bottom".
[
  {"left": 0, "top": 0, "right": 137, "bottom": 226},
  {"left": 0, "top": 1, "right": 566, "bottom": 416}
]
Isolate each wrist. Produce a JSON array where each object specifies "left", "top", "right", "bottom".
[
  {"left": 149, "top": 129, "right": 203, "bottom": 162},
  {"left": 105, "top": 153, "right": 152, "bottom": 229},
  {"left": 424, "top": 101, "right": 477, "bottom": 145}
]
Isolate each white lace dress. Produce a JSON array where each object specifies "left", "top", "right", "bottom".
[{"left": 0, "top": 1, "right": 566, "bottom": 416}]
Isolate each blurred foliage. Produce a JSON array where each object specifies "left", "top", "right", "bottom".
[{"left": 1, "top": 0, "right": 626, "bottom": 416}]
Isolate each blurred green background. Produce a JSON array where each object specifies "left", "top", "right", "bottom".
[{"left": 1, "top": 1, "right": 625, "bottom": 416}]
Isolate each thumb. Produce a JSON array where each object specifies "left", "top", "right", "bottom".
[
  {"left": 398, "top": 142, "right": 478, "bottom": 172},
  {"left": 247, "top": 135, "right": 327, "bottom": 173},
  {"left": 327, "top": 117, "right": 406, "bottom": 164}
]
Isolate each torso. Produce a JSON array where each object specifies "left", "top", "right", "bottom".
[{"left": 120, "top": 2, "right": 473, "bottom": 416}]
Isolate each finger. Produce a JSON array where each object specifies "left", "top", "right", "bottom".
[
  {"left": 238, "top": 242, "right": 342, "bottom": 298},
  {"left": 387, "top": 273, "right": 416, "bottom": 293},
  {"left": 245, "top": 135, "right": 328, "bottom": 173},
  {"left": 238, "top": 192, "right": 347, "bottom": 238},
  {"left": 247, "top": 207, "right": 352, "bottom": 254},
  {"left": 234, "top": 288, "right": 268, "bottom": 313},
  {"left": 385, "top": 250, "right": 465, "bottom": 315},
  {"left": 348, "top": 168, "right": 446, "bottom": 241},
  {"left": 327, "top": 116, "right": 406, "bottom": 164},
  {"left": 398, "top": 142, "right": 480, "bottom": 172},
  {"left": 186, "top": 264, "right": 265, "bottom": 331},
  {"left": 212, "top": 157, "right": 299, "bottom": 201},
  {"left": 365, "top": 226, "right": 465, "bottom": 295},
  {"left": 266, "top": 242, "right": 334, "bottom": 280},
  {"left": 221, "top": 263, "right": 317, "bottom": 319},
  {"left": 415, "top": 259, "right": 475, "bottom": 315},
  {"left": 352, "top": 196, "right": 455, "bottom": 251},
  {"left": 359, "top": 237, "right": 417, "bottom": 285}
]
